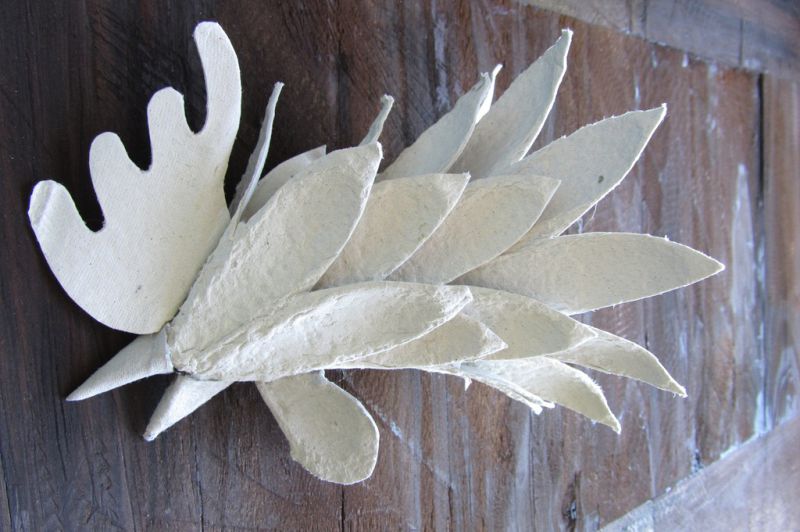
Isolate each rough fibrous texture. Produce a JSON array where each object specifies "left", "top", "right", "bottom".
[{"left": 29, "top": 22, "right": 723, "bottom": 485}]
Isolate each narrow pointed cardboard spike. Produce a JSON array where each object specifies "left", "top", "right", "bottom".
[
  {"left": 168, "top": 143, "right": 382, "bottom": 356},
  {"left": 256, "top": 372, "right": 379, "bottom": 485},
  {"left": 27, "top": 22, "right": 240, "bottom": 334},
  {"left": 466, "top": 358, "right": 621, "bottom": 432},
  {"left": 228, "top": 83, "right": 284, "bottom": 218},
  {"left": 389, "top": 175, "right": 559, "bottom": 284},
  {"left": 242, "top": 145, "right": 327, "bottom": 221},
  {"left": 66, "top": 331, "right": 171, "bottom": 401},
  {"left": 548, "top": 326, "right": 686, "bottom": 395},
  {"left": 451, "top": 30, "right": 572, "bottom": 179},
  {"left": 319, "top": 173, "right": 470, "bottom": 287},
  {"left": 379, "top": 69, "right": 497, "bottom": 180},
  {"left": 171, "top": 282, "right": 473, "bottom": 382},
  {"left": 461, "top": 232, "right": 724, "bottom": 315},
  {"left": 144, "top": 376, "right": 232, "bottom": 441},
  {"left": 360, "top": 95, "right": 395, "bottom": 145},
  {"left": 461, "top": 287, "right": 596, "bottom": 360},
  {"left": 336, "top": 314, "right": 506, "bottom": 370},
  {"left": 507, "top": 106, "right": 667, "bottom": 249}
]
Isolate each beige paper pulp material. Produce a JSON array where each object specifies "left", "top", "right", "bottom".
[
  {"left": 241, "top": 145, "right": 327, "bottom": 221},
  {"left": 451, "top": 30, "right": 572, "bottom": 179},
  {"left": 172, "top": 282, "right": 473, "bottom": 381},
  {"left": 144, "top": 376, "right": 231, "bottom": 441},
  {"left": 379, "top": 68, "right": 497, "bottom": 180},
  {"left": 67, "top": 331, "right": 171, "bottom": 401},
  {"left": 360, "top": 95, "right": 395, "bottom": 146},
  {"left": 548, "top": 326, "right": 687, "bottom": 395},
  {"left": 242, "top": 94, "right": 390, "bottom": 220},
  {"left": 389, "top": 174, "right": 560, "bottom": 284},
  {"left": 257, "top": 372, "right": 379, "bottom": 484},
  {"left": 169, "top": 143, "right": 382, "bottom": 356},
  {"left": 461, "top": 287, "right": 596, "bottom": 360},
  {"left": 336, "top": 314, "right": 506, "bottom": 370},
  {"left": 505, "top": 106, "right": 667, "bottom": 248},
  {"left": 460, "top": 232, "right": 725, "bottom": 315},
  {"left": 147, "top": 123, "right": 387, "bottom": 446},
  {"left": 29, "top": 23, "right": 728, "bottom": 486},
  {"left": 319, "top": 173, "right": 470, "bottom": 287},
  {"left": 145, "top": 291, "right": 491, "bottom": 444},
  {"left": 228, "top": 83, "right": 284, "bottom": 219},
  {"left": 28, "top": 22, "right": 240, "bottom": 334},
  {"left": 435, "top": 364, "right": 553, "bottom": 414},
  {"left": 460, "top": 357, "right": 621, "bottom": 432}
]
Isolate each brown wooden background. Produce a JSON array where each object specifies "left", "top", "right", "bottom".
[{"left": 1, "top": 1, "right": 798, "bottom": 530}]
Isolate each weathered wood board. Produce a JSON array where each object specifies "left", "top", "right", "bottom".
[
  {"left": 605, "top": 415, "right": 800, "bottom": 531},
  {"left": 0, "top": 1, "right": 796, "bottom": 529},
  {"left": 526, "top": 0, "right": 800, "bottom": 79}
]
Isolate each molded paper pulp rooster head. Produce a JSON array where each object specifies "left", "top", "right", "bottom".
[{"left": 28, "top": 22, "right": 723, "bottom": 485}]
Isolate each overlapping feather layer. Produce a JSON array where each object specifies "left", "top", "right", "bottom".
[{"left": 28, "top": 23, "right": 723, "bottom": 485}]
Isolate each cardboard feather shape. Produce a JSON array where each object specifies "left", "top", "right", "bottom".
[{"left": 29, "top": 22, "right": 723, "bottom": 485}]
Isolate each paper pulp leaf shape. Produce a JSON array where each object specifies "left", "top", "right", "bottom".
[
  {"left": 507, "top": 106, "right": 667, "bottom": 249},
  {"left": 461, "top": 287, "right": 595, "bottom": 360},
  {"left": 144, "top": 376, "right": 232, "bottom": 441},
  {"left": 389, "top": 175, "right": 559, "bottom": 284},
  {"left": 256, "top": 372, "right": 379, "bottom": 484},
  {"left": 241, "top": 145, "right": 327, "bottom": 221},
  {"left": 379, "top": 69, "right": 497, "bottom": 179},
  {"left": 28, "top": 22, "right": 241, "bottom": 334},
  {"left": 548, "top": 326, "right": 687, "bottom": 395},
  {"left": 67, "top": 331, "right": 172, "bottom": 401},
  {"left": 461, "top": 232, "right": 724, "bottom": 315},
  {"left": 451, "top": 29, "right": 572, "bottom": 179},
  {"left": 336, "top": 314, "right": 506, "bottom": 370},
  {"left": 319, "top": 173, "right": 470, "bottom": 287},
  {"left": 170, "top": 282, "right": 473, "bottom": 381},
  {"left": 462, "top": 357, "right": 620, "bottom": 431},
  {"left": 168, "top": 143, "right": 382, "bottom": 356}
]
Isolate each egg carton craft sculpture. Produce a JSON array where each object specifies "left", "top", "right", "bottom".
[{"left": 28, "top": 22, "right": 723, "bottom": 485}]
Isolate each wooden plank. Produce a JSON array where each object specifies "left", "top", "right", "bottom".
[
  {"left": 0, "top": 0, "right": 784, "bottom": 529},
  {"left": 633, "top": 42, "right": 763, "bottom": 483},
  {"left": 739, "top": 1, "right": 800, "bottom": 77},
  {"left": 643, "top": 0, "right": 744, "bottom": 67},
  {"left": 520, "top": 0, "right": 636, "bottom": 34},
  {"left": 341, "top": 5, "right": 763, "bottom": 529},
  {"left": 537, "top": 16, "right": 763, "bottom": 526},
  {"left": 763, "top": 76, "right": 800, "bottom": 426},
  {"left": 604, "top": 415, "right": 800, "bottom": 530},
  {"left": 523, "top": 0, "right": 800, "bottom": 79},
  {"left": 0, "top": 452, "right": 11, "bottom": 532}
]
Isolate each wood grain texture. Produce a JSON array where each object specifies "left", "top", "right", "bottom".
[
  {"left": 604, "top": 415, "right": 800, "bottom": 531},
  {"left": 763, "top": 75, "right": 800, "bottom": 428},
  {"left": 524, "top": 0, "right": 800, "bottom": 80},
  {"left": 0, "top": 1, "right": 796, "bottom": 530}
]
